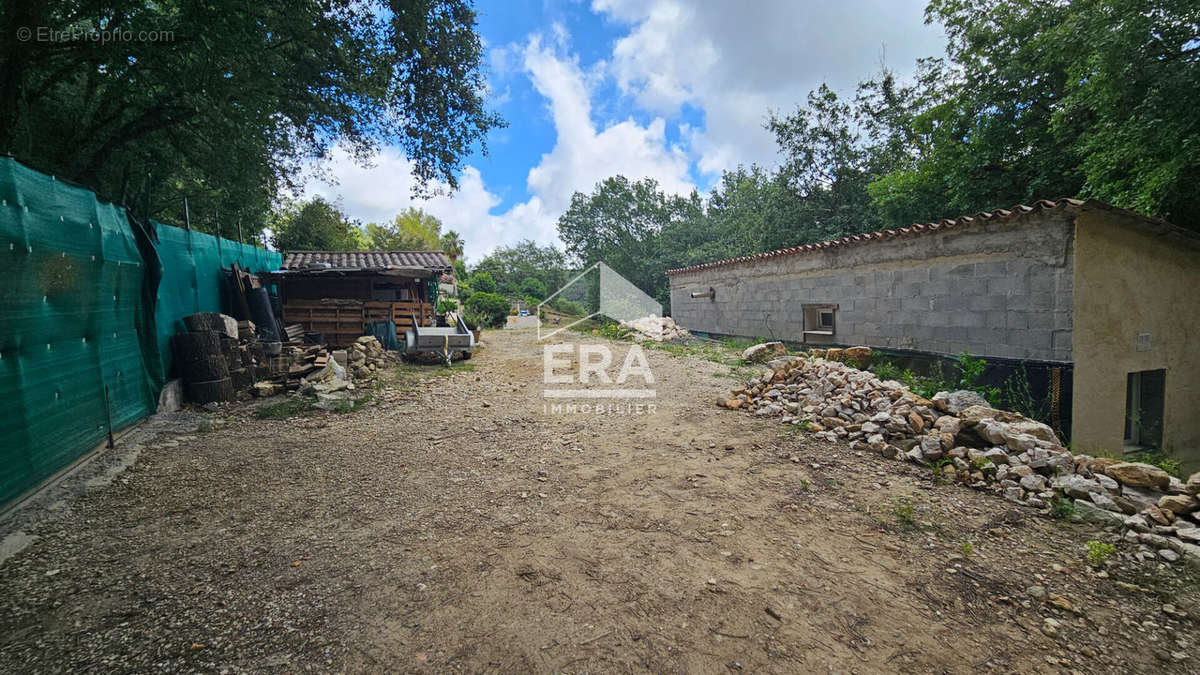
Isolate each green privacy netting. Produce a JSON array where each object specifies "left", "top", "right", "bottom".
[
  {"left": 0, "top": 158, "right": 280, "bottom": 506},
  {"left": 150, "top": 222, "right": 280, "bottom": 384}
]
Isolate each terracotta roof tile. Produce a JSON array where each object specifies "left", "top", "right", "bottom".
[
  {"left": 281, "top": 250, "right": 452, "bottom": 272},
  {"left": 665, "top": 199, "right": 1085, "bottom": 275}
]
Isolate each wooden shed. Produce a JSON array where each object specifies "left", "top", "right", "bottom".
[{"left": 267, "top": 250, "right": 452, "bottom": 347}]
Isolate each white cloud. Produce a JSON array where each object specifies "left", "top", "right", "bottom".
[
  {"left": 304, "top": 6, "right": 944, "bottom": 261},
  {"left": 304, "top": 30, "right": 695, "bottom": 262},
  {"left": 593, "top": 0, "right": 945, "bottom": 175}
]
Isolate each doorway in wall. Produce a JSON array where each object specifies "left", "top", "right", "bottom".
[{"left": 1124, "top": 369, "right": 1165, "bottom": 450}]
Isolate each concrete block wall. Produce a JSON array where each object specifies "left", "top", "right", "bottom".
[{"left": 669, "top": 212, "right": 1075, "bottom": 362}]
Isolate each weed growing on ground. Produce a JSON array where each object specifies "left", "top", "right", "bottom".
[
  {"left": 961, "top": 540, "right": 974, "bottom": 556},
  {"left": 1049, "top": 494, "right": 1076, "bottom": 520},
  {"left": 332, "top": 392, "right": 374, "bottom": 414},
  {"left": 196, "top": 419, "right": 214, "bottom": 433},
  {"left": 893, "top": 498, "right": 918, "bottom": 531},
  {"left": 1086, "top": 540, "right": 1116, "bottom": 567},
  {"left": 927, "top": 457, "right": 954, "bottom": 483},
  {"left": 256, "top": 397, "right": 317, "bottom": 420}
]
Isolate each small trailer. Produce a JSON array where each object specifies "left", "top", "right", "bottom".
[{"left": 403, "top": 313, "right": 475, "bottom": 365}]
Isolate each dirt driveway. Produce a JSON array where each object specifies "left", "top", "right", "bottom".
[{"left": 1, "top": 328, "right": 1197, "bottom": 673}]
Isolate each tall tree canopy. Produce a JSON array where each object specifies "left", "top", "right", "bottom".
[
  {"left": 472, "top": 240, "right": 571, "bottom": 299},
  {"left": 364, "top": 208, "right": 443, "bottom": 250},
  {"left": 0, "top": 0, "right": 502, "bottom": 239},
  {"left": 270, "top": 198, "right": 365, "bottom": 251}
]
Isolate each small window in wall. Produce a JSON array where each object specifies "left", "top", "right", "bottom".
[
  {"left": 1125, "top": 369, "right": 1165, "bottom": 450},
  {"left": 802, "top": 304, "right": 837, "bottom": 338}
]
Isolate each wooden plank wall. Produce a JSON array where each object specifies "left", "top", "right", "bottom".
[{"left": 283, "top": 299, "right": 435, "bottom": 346}]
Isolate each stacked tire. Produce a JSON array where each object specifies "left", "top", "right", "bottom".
[{"left": 172, "top": 330, "right": 234, "bottom": 404}]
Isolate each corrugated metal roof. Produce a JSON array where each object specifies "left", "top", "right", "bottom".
[
  {"left": 665, "top": 199, "right": 1087, "bottom": 275},
  {"left": 281, "top": 250, "right": 452, "bottom": 272}
]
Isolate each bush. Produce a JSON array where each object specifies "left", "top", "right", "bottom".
[
  {"left": 436, "top": 298, "right": 457, "bottom": 314},
  {"left": 520, "top": 277, "right": 546, "bottom": 300},
  {"left": 471, "top": 272, "right": 496, "bottom": 294},
  {"left": 464, "top": 291, "right": 509, "bottom": 328}
]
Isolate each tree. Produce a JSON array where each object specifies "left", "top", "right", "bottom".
[
  {"left": 558, "top": 176, "right": 701, "bottom": 309},
  {"left": 365, "top": 208, "right": 443, "bottom": 250},
  {"left": 270, "top": 198, "right": 364, "bottom": 251},
  {"left": 470, "top": 271, "right": 496, "bottom": 294},
  {"left": 441, "top": 230, "right": 465, "bottom": 262},
  {"left": 0, "top": 0, "right": 503, "bottom": 237},
  {"left": 472, "top": 240, "right": 570, "bottom": 297},
  {"left": 766, "top": 84, "right": 882, "bottom": 238},
  {"left": 1050, "top": 0, "right": 1200, "bottom": 227},
  {"left": 464, "top": 291, "right": 510, "bottom": 328},
  {"left": 520, "top": 277, "right": 547, "bottom": 300}
]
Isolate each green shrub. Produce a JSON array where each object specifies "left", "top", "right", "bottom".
[
  {"left": 520, "top": 277, "right": 546, "bottom": 300},
  {"left": 1086, "top": 540, "right": 1116, "bottom": 567},
  {"left": 436, "top": 298, "right": 458, "bottom": 314},
  {"left": 470, "top": 272, "right": 496, "bottom": 294},
  {"left": 464, "top": 291, "right": 510, "bottom": 328},
  {"left": 1049, "top": 494, "right": 1075, "bottom": 520}
]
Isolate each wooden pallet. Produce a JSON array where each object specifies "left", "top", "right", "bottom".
[{"left": 282, "top": 301, "right": 365, "bottom": 346}]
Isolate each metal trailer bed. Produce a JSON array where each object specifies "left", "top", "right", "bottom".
[{"left": 403, "top": 313, "right": 476, "bottom": 365}]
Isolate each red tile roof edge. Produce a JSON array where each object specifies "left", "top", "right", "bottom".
[{"left": 664, "top": 198, "right": 1086, "bottom": 276}]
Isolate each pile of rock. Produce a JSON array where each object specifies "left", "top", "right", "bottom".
[
  {"left": 343, "top": 335, "right": 391, "bottom": 379},
  {"left": 619, "top": 315, "right": 690, "bottom": 342},
  {"left": 717, "top": 346, "right": 1200, "bottom": 565}
]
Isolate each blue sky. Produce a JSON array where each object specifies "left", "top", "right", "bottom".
[{"left": 304, "top": 0, "right": 946, "bottom": 262}]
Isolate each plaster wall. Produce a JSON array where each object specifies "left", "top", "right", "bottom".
[{"left": 1069, "top": 209, "right": 1200, "bottom": 464}]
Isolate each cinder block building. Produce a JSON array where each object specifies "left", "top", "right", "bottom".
[{"left": 666, "top": 199, "right": 1200, "bottom": 462}]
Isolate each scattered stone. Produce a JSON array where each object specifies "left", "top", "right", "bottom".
[
  {"left": 742, "top": 342, "right": 786, "bottom": 363},
  {"left": 1104, "top": 462, "right": 1172, "bottom": 490},
  {"left": 1160, "top": 549, "right": 1180, "bottom": 563}
]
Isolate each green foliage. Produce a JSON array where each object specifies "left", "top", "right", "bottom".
[
  {"left": 364, "top": 208, "right": 443, "bottom": 250},
  {"left": 2, "top": 1, "right": 502, "bottom": 237},
  {"left": 256, "top": 397, "right": 317, "bottom": 420},
  {"left": 1049, "top": 494, "right": 1076, "bottom": 520},
  {"left": 464, "top": 291, "right": 509, "bottom": 328},
  {"left": 1086, "top": 540, "right": 1116, "bottom": 567},
  {"left": 956, "top": 352, "right": 1000, "bottom": 405},
  {"left": 961, "top": 540, "right": 974, "bottom": 557},
  {"left": 558, "top": 175, "right": 700, "bottom": 311},
  {"left": 436, "top": 298, "right": 458, "bottom": 315},
  {"left": 597, "top": 322, "right": 633, "bottom": 341},
  {"left": 1003, "top": 364, "right": 1048, "bottom": 422},
  {"left": 470, "top": 272, "right": 497, "bottom": 294},
  {"left": 472, "top": 240, "right": 569, "bottom": 299},
  {"left": 270, "top": 198, "right": 364, "bottom": 251},
  {"left": 441, "top": 230, "right": 464, "bottom": 261},
  {"left": 892, "top": 498, "right": 918, "bottom": 531},
  {"left": 520, "top": 277, "right": 547, "bottom": 300},
  {"left": 549, "top": 297, "right": 585, "bottom": 316},
  {"left": 460, "top": 307, "right": 487, "bottom": 330}
]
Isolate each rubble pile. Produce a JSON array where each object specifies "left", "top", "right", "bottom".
[
  {"left": 619, "top": 315, "right": 690, "bottom": 342},
  {"left": 718, "top": 346, "right": 1200, "bottom": 565},
  {"left": 345, "top": 335, "right": 391, "bottom": 379}
]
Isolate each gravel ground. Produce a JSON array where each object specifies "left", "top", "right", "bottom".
[{"left": 1, "top": 328, "right": 1198, "bottom": 673}]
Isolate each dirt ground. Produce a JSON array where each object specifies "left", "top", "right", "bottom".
[{"left": 2, "top": 328, "right": 1198, "bottom": 673}]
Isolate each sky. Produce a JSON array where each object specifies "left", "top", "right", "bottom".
[{"left": 302, "top": 0, "right": 947, "bottom": 263}]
